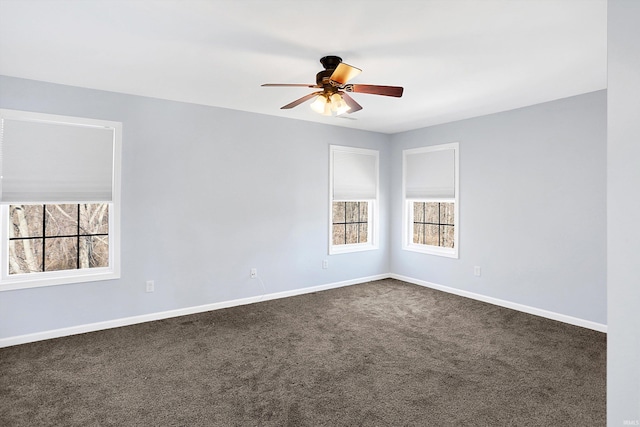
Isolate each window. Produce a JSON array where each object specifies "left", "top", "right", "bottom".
[
  {"left": 412, "top": 202, "right": 455, "bottom": 248},
  {"left": 332, "top": 201, "right": 368, "bottom": 245},
  {"left": 9, "top": 204, "right": 109, "bottom": 274},
  {"left": 329, "top": 145, "right": 378, "bottom": 254},
  {"left": 402, "top": 143, "right": 459, "bottom": 258},
  {"left": 1, "top": 109, "right": 121, "bottom": 290}
]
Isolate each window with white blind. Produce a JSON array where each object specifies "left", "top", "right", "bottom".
[
  {"left": 329, "top": 145, "right": 379, "bottom": 254},
  {"left": 0, "top": 109, "right": 122, "bottom": 290},
  {"left": 402, "top": 143, "right": 459, "bottom": 258}
]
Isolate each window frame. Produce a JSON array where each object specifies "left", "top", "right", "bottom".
[
  {"left": 0, "top": 110, "right": 121, "bottom": 291},
  {"left": 402, "top": 143, "right": 459, "bottom": 258},
  {"left": 329, "top": 145, "right": 379, "bottom": 255}
]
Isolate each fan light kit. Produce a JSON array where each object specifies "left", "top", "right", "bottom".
[
  {"left": 310, "top": 93, "right": 350, "bottom": 116},
  {"left": 262, "top": 56, "right": 403, "bottom": 116}
]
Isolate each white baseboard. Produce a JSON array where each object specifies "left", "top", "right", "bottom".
[
  {"left": 0, "top": 272, "right": 605, "bottom": 348},
  {"left": 0, "top": 274, "right": 388, "bottom": 348},
  {"left": 390, "top": 273, "right": 607, "bottom": 333}
]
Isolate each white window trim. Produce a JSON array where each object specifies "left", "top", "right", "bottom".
[
  {"left": 402, "top": 143, "right": 459, "bottom": 258},
  {"left": 0, "top": 110, "right": 122, "bottom": 291},
  {"left": 329, "top": 145, "right": 379, "bottom": 255}
]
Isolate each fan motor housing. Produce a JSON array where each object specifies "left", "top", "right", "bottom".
[
  {"left": 316, "top": 56, "right": 343, "bottom": 90},
  {"left": 315, "top": 69, "right": 334, "bottom": 86}
]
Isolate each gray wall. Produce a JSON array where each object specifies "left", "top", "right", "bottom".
[
  {"left": 0, "top": 77, "right": 609, "bottom": 342},
  {"left": 0, "top": 75, "right": 390, "bottom": 338},
  {"left": 608, "top": 0, "right": 640, "bottom": 423},
  {"left": 389, "top": 91, "right": 607, "bottom": 325}
]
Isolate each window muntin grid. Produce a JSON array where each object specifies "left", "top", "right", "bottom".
[
  {"left": 332, "top": 201, "right": 369, "bottom": 245},
  {"left": 412, "top": 201, "right": 455, "bottom": 248},
  {"left": 8, "top": 204, "right": 109, "bottom": 274}
]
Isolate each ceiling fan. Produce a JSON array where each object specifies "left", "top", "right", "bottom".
[{"left": 261, "top": 56, "right": 404, "bottom": 116}]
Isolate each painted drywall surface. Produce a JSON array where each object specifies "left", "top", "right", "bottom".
[
  {"left": 608, "top": 0, "right": 640, "bottom": 422},
  {"left": 0, "top": 75, "right": 390, "bottom": 338},
  {"left": 389, "top": 91, "right": 607, "bottom": 325}
]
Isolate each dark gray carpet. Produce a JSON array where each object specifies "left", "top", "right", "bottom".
[{"left": 0, "top": 279, "right": 606, "bottom": 426}]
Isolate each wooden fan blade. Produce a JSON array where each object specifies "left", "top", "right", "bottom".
[
  {"left": 346, "top": 84, "right": 404, "bottom": 97},
  {"left": 262, "top": 83, "right": 319, "bottom": 88},
  {"left": 340, "top": 92, "right": 363, "bottom": 113},
  {"left": 329, "top": 62, "right": 362, "bottom": 85},
  {"left": 281, "top": 91, "right": 323, "bottom": 109}
]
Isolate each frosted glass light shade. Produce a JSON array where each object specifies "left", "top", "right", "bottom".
[
  {"left": 330, "top": 93, "right": 350, "bottom": 115},
  {"left": 310, "top": 95, "right": 327, "bottom": 114}
]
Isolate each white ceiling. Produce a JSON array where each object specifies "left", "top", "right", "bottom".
[{"left": 0, "top": 0, "right": 607, "bottom": 134}]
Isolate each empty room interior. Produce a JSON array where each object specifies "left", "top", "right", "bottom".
[{"left": 0, "top": 1, "right": 638, "bottom": 426}]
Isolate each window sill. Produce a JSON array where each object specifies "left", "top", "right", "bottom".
[
  {"left": 330, "top": 243, "right": 378, "bottom": 255},
  {"left": 402, "top": 244, "right": 458, "bottom": 259},
  {"left": 0, "top": 268, "right": 119, "bottom": 291}
]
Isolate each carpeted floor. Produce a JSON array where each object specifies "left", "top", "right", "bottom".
[{"left": 0, "top": 279, "right": 606, "bottom": 426}]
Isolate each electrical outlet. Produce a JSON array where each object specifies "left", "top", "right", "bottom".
[
  {"left": 146, "top": 280, "right": 155, "bottom": 292},
  {"left": 322, "top": 260, "right": 329, "bottom": 269},
  {"left": 250, "top": 268, "right": 257, "bottom": 279},
  {"left": 474, "top": 266, "right": 481, "bottom": 277}
]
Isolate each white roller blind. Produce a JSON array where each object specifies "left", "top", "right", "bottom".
[
  {"left": 332, "top": 147, "right": 378, "bottom": 201},
  {"left": 0, "top": 113, "right": 116, "bottom": 203},
  {"left": 405, "top": 148, "right": 455, "bottom": 199}
]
